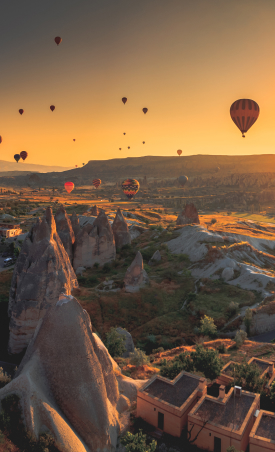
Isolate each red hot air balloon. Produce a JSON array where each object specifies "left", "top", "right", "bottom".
[
  {"left": 122, "top": 97, "right": 127, "bottom": 104},
  {"left": 93, "top": 179, "right": 101, "bottom": 189},
  {"left": 142, "top": 108, "right": 148, "bottom": 114},
  {"left": 0, "top": 136, "right": 2, "bottom": 144},
  {"left": 73, "top": 139, "right": 76, "bottom": 141},
  {"left": 14, "top": 154, "right": 20, "bottom": 163},
  {"left": 177, "top": 149, "right": 182, "bottom": 156},
  {"left": 64, "top": 182, "right": 74, "bottom": 194},
  {"left": 50, "top": 105, "right": 55, "bottom": 112},
  {"left": 119, "top": 148, "right": 122, "bottom": 150},
  {"left": 75, "top": 165, "right": 78, "bottom": 167},
  {"left": 19, "top": 109, "right": 24, "bottom": 115},
  {"left": 230, "top": 99, "right": 260, "bottom": 137},
  {"left": 54, "top": 37, "right": 62, "bottom": 45},
  {"left": 20, "top": 151, "right": 28, "bottom": 161}
]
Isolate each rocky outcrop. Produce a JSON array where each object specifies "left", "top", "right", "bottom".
[
  {"left": 90, "top": 205, "right": 99, "bottom": 216},
  {"left": 176, "top": 203, "right": 200, "bottom": 225},
  {"left": 116, "top": 327, "right": 135, "bottom": 358},
  {"left": 73, "top": 210, "right": 116, "bottom": 269},
  {"left": 0, "top": 294, "right": 145, "bottom": 452},
  {"left": 124, "top": 251, "right": 149, "bottom": 293},
  {"left": 149, "top": 250, "right": 161, "bottom": 266},
  {"left": 112, "top": 208, "right": 131, "bottom": 249},
  {"left": 55, "top": 205, "right": 75, "bottom": 262},
  {"left": 8, "top": 207, "right": 78, "bottom": 355},
  {"left": 70, "top": 211, "right": 80, "bottom": 237}
]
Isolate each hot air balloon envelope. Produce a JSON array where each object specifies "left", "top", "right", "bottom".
[
  {"left": 54, "top": 37, "right": 62, "bottom": 45},
  {"left": 230, "top": 99, "right": 259, "bottom": 137},
  {"left": 64, "top": 182, "right": 74, "bottom": 194},
  {"left": 142, "top": 141, "right": 145, "bottom": 144},
  {"left": 93, "top": 179, "right": 101, "bottom": 189},
  {"left": 50, "top": 105, "right": 55, "bottom": 112},
  {"left": 19, "top": 109, "right": 24, "bottom": 115},
  {"left": 123, "top": 132, "right": 126, "bottom": 135},
  {"left": 0, "top": 136, "right": 2, "bottom": 144},
  {"left": 177, "top": 149, "right": 182, "bottom": 156},
  {"left": 20, "top": 151, "right": 28, "bottom": 161},
  {"left": 121, "top": 178, "right": 140, "bottom": 200},
  {"left": 179, "top": 175, "right": 188, "bottom": 187},
  {"left": 122, "top": 97, "right": 127, "bottom": 104},
  {"left": 142, "top": 108, "right": 148, "bottom": 114},
  {"left": 14, "top": 154, "right": 20, "bottom": 163}
]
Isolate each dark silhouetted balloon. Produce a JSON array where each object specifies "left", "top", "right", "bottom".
[
  {"left": 93, "top": 179, "right": 101, "bottom": 189},
  {"left": 123, "top": 132, "right": 126, "bottom": 135},
  {"left": 142, "top": 141, "right": 145, "bottom": 144},
  {"left": 121, "top": 178, "right": 140, "bottom": 200},
  {"left": 20, "top": 151, "right": 28, "bottom": 161},
  {"left": 179, "top": 175, "right": 188, "bottom": 187},
  {"left": 142, "top": 108, "right": 148, "bottom": 114},
  {"left": 14, "top": 154, "right": 20, "bottom": 163},
  {"left": 230, "top": 99, "right": 259, "bottom": 137},
  {"left": 64, "top": 182, "right": 74, "bottom": 193},
  {"left": 50, "top": 105, "right": 55, "bottom": 112},
  {"left": 122, "top": 97, "right": 127, "bottom": 104},
  {"left": 128, "top": 146, "right": 130, "bottom": 149},
  {"left": 119, "top": 148, "right": 122, "bottom": 150},
  {"left": 177, "top": 149, "right": 182, "bottom": 156},
  {"left": 82, "top": 163, "right": 85, "bottom": 166},
  {"left": 73, "top": 139, "right": 76, "bottom": 141},
  {"left": 19, "top": 109, "right": 24, "bottom": 115},
  {"left": 0, "top": 136, "right": 2, "bottom": 144},
  {"left": 54, "top": 37, "right": 62, "bottom": 45}
]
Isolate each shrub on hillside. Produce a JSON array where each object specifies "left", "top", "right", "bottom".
[
  {"left": 232, "top": 360, "right": 265, "bottom": 393},
  {"left": 190, "top": 345, "right": 223, "bottom": 381},
  {"left": 234, "top": 330, "right": 247, "bottom": 348},
  {"left": 199, "top": 315, "right": 217, "bottom": 338},
  {"left": 211, "top": 218, "right": 217, "bottom": 224},
  {"left": 105, "top": 327, "right": 126, "bottom": 358},
  {"left": 121, "top": 429, "right": 157, "bottom": 452},
  {"left": 226, "top": 301, "right": 239, "bottom": 317},
  {"left": 129, "top": 348, "right": 150, "bottom": 367}
]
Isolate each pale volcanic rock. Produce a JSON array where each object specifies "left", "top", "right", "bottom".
[
  {"left": 70, "top": 211, "right": 80, "bottom": 237},
  {"left": 176, "top": 203, "right": 200, "bottom": 225},
  {"left": 0, "top": 294, "right": 132, "bottom": 452},
  {"left": 124, "top": 251, "right": 149, "bottom": 293},
  {"left": 112, "top": 208, "right": 131, "bottom": 249},
  {"left": 73, "top": 210, "right": 116, "bottom": 269},
  {"left": 8, "top": 207, "right": 78, "bottom": 355},
  {"left": 90, "top": 205, "right": 99, "bottom": 216},
  {"left": 55, "top": 205, "right": 75, "bottom": 263},
  {"left": 148, "top": 250, "right": 161, "bottom": 266}
]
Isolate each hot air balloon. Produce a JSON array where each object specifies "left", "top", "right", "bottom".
[
  {"left": 73, "top": 139, "right": 76, "bottom": 141},
  {"left": 64, "top": 182, "right": 74, "bottom": 194},
  {"left": 142, "top": 108, "right": 148, "bottom": 114},
  {"left": 119, "top": 148, "right": 122, "bottom": 150},
  {"left": 19, "top": 109, "right": 24, "bottom": 115},
  {"left": 20, "top": 151, "right": 28, "bottom": 161},
  {"left": 93, "top": 179, "right": 101, "bottom": 189},
  {"left": 0, "top": 136, "right": 2, "bottom": 144},
  {"left": 179, "top": 175, "right": 188, "bottom": 187},
  {"left": 54, "top": 37, "right": 62, "bottom": 45},
  {"left": 177, "top": 149, "right": 182, "bottom": 156},
  {"left": 14, "top": 154, "right": 20, "bottom": 163},
  {"left": 230, "top": 99, "right": 259, "bottom": 137},
  {"left": 122, "top": 97, "right": 127, "bottom": 104},
  {"left": 75, "top": 165, "right": 78, "bottom": 167},
  {"left": 128, "top": 146, "right": 130, "bottom": 149},
  {"left": 123, "top": 132, "right": 126, "bottom": 135},
  {"left": 121, "top": 178, "right": 140, "bottom": 200},
  {"left": 142, "top": 141, "right": 145, "bottom": 144},
  {"left": 82, "top": 163, "right": 85, "bottom": 166},
  {"left": 50, "top": 105, "right": 55, "bottom": 112}
]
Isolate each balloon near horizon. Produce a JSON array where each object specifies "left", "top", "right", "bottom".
[
  {"left": 92, "top": 179, "right": 101, "bottom": 189},
  {"left": 121, "top": 178, "right": 140, "bottom": 200},
  {"left": 230, "top": 99, "right": 260, "bottom": 138},
  {"left": 64, "top": 182, "right": 74, "bottom": 194}
]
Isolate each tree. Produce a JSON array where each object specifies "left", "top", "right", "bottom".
[
  {"left": 234, "top": 330, "right": 247, "bottom": 348},
  {"left": 232, "top": 360, "right": 265, "bottom": 393},
  {"left": 160, "top": 351, "right": 194, "bottom": 379},
  {"left": 244, "top": 309, "right": 253, "bottom": 336},
  {"left": 121, "top": 430, "right": 156, "bottom": 452},
  {"left": 104, "top": 327, "right": 126, "bottom": 358},
  {"left": 199, "top": 315, "right": 217, "bottom": 338},
  {"left": 129, "top": 348, "right": 149, "bottom": 367},
  {"left": 191, "top": 345, "right": 223, "bottom": 381}
]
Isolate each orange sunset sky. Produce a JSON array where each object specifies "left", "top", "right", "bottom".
[{"left": 0, "top": 0, "right": 274, "bottom": 167}]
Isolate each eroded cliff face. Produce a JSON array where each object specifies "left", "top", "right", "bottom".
[
  {"left": 0, "top": 294, "right": 145, "bottom": 452},
  {"left": 55, "top": 205, "right": 75, "bottom": 263},
  {"left": 176, "top": 203, "right": 200, "bottom": 225},
  {"left": 73, "top": 210, "right": 116, "bottom": 269},
  {"left": 112, "top": 208, "right": 131, "bottom": 249},
  {"left": 8, "top": 207, "right": 78, "bottom": 354}
]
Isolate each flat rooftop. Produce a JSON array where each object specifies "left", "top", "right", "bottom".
[
  {"left": 143, "top": 373, "right": 200, "bottom": 408},
  {"left": 256, "top": 414, "right": 275, "bottom": 442},
  {"left": 195, "top": 392, "right": 255, "bottom": 431}
]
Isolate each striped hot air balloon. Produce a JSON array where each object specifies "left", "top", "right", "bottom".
[
  {"left": 121, "top": 178, "right": 140, "bottom": 200},
  {"left": 64, "top": 182, "right": 74, "bottom": 194},
  {"left": 93, "top": 179, "right": 101, "bottom": 189},
  {"left": 230, "top": 99, "right": 259, "bottom": 137},
  {"left": 20, "top": 151, "right": 28, "bottom": 161}
]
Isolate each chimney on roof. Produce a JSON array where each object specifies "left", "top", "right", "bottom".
[
  {"left": 198, "top": 378, "right": 206, "bottom": 392},
  {"left": 219, "top": 385, "right": 225, "bottom": 399},
  {"left": 234, "top": 386, "right": 242, "bottom": 397}
]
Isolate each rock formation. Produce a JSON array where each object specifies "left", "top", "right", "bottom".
[
  {"left": 73, "top": 210, "right": 116, "bottom": 269},
  {"left": 70, "top": 211, "right": 80, "bottom": 237},
  {"left": 112, "top": 208, "right": 131, "bottom": 249},
  {"left": 8, "top": 207, "right": 78, "bottom": 354},
  {"left": 90, "top": 205, "right": 99, "bottom": 216},
  {"left": 124, "top": 251, "right": 149, "bottom": 293},
  {"left": 176, "top": 203, "right": 200, "bottom": 225},
  {"left": 0, "top": 294, "right": 145, "bottom": 452},
  {"left": 148, "top": 250, "right": 161, "bottom": 266},
  {"left": 55, "top": 205, "right": 75, "bottom": 262},
  {"left": 116, "top": 327, "right": 135, "bottom": 358}
]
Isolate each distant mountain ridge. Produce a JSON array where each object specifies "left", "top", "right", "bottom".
[{"left": 0, "top": 160, "right": 72, "bottom": 173}]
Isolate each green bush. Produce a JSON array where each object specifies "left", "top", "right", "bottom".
[
  {"left": 211, "top": 218, "right": 217, "bottom": 224},
  {"left": 199, "top": 315, "right": 217, "bottom": 338},
  {"left": 160, "top": 352, "right": 194, "bottom": 379},
  {"left": 217, "top": 343, "right": 226, "bottom": 354},
  {"left": 129, "top": 348, "right": 150, "bottom": 366},
  {"left": 105, "top": 327, "right": 126, "bottom": 358},
  {"left": 234, "top": 330, "right": 247, "bottom": 348},
  {"left": 232, "top": 360, "right": 265, "bottom": 393},
  {"left": 191, "top": 345, "right": 223, "bottom": 381},
  {"left": 121, "top": 429, "right": 157, "bottom": 452}
]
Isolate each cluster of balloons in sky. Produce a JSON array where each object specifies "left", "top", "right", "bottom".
[{"left": 120, "top": 97, "right": 148, "bottom": 150}]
